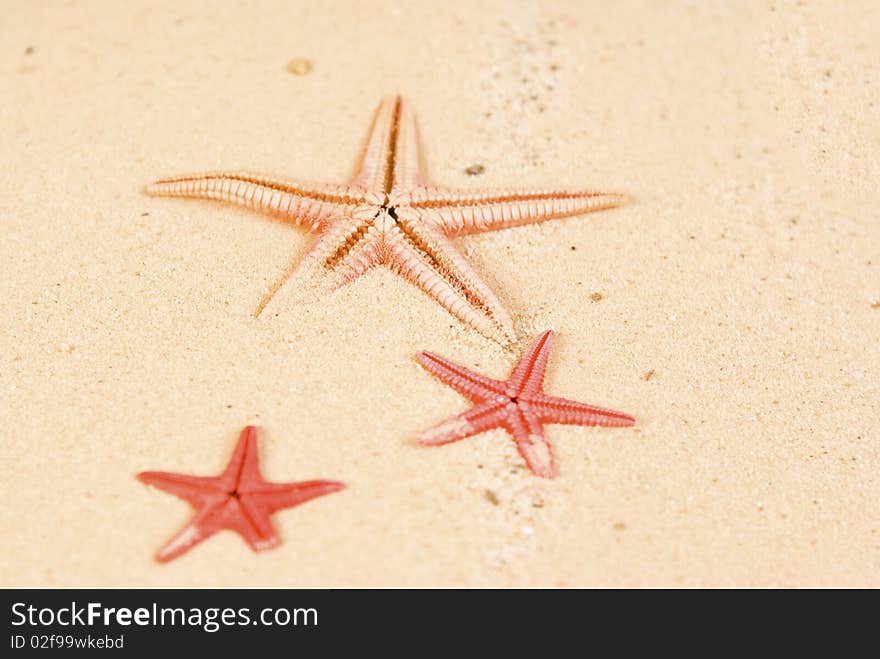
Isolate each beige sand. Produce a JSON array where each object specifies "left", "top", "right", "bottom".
[{"left": 1, "top": 0, "right": 877, "bottom": 587}]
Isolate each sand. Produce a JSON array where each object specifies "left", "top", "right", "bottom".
[{"left": 1, "top": 0, "right": 877, "bottom": 587}]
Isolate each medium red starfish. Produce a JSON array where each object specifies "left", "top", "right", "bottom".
[
  {"left": 415, "top": 330, "right": 635, "bottom": 478},
  {"left": 137, "top": 426, "right": 344, "bottom": 563}
]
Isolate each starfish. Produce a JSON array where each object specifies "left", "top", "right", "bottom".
[
  {"left": 415, "top": 330, "right": 635, "bottom": 477},
  {"left": 137, "top": 426, "right": 344, "bottom": 563},
  {"left": 145, "top": 96, "right": 625, "bottom": 343}
]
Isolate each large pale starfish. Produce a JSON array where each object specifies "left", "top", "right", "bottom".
[
  {"left": 415, "top": 330, "right": 635, "bottom": 477},
  {"left": 146, "top": 96, "right": 624, "bottom": 342},
  {"left": 137, "top": 426, "right": 344, "bottom": 563}
]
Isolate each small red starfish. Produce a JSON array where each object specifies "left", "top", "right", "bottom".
[
  {"left": 415, "top": 330, "right": 635, "bottom": 478},
  {"left": 137, "top": 426, "right": 345, "bottom": 563}
]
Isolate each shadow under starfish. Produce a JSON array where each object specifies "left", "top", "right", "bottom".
[{"left": 145, "top": 96, "right": 626, "bottom": 343}]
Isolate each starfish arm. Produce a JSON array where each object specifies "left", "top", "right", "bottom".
[
  {"left": 390, "top": 96, "right": 423, "bottom": 190},
  {"left": 531, "top": 393, "right": 635, "bottom": 427},
  {"left": 411, "top": 187, "right": 627, "bottom": 236},
  {"left": 216, "top": 425, "right": 263, "bottom": 490},
  {"left": 416, "top": 350, "right": 508, "bottom": 402},
  {"left": 234, "top": 481, "right": 345, "bottom": 552},
  {"left": 244, "top": 480, "right": 346, "bottom": 513},
  {"left": 386, "top": 216, "right": 515, "bottom": 342},
  {"left": 506, "top": 330, "right": 554, "bottom": 397},
  {"left": 506, "top": 404, "right": 557, "bottom": 478},
  {"left": 144, "top": 172, "right": 364, "bottom": 231},
  {"left": 352, "top": 96, "right": 421, "bottom": 192},
  {"left": 256, "top": 209, "right": 384, "bottom": 317},
  {"left": 415, "top": 400, "right": 510, "bottom": 446},
  {"left": 152, "top": 499, "right": 230, "bottom": 563},
  {"left": 137, "top": 471, "right": 225, "bottom": 505},
  {"left": 229, "top": 499, "right": 282, "bottom": 552}
]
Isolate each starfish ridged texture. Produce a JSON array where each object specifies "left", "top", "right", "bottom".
[
  {"left": 415, "top": 330, "right": 635, "bottom": 477},
  {"left": 137, "top": 426, "right": 344, "bottom": 563},
  {"left": 146, "top": 96, "right": 625, "bottom": 343}
]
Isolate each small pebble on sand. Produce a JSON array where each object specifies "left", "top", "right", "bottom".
[
  {"left": 465, "top": 164, "right": 485, "bottom": 176},
  {"left": 286, "top": 58, "right": 312, "bottom": 75}
]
